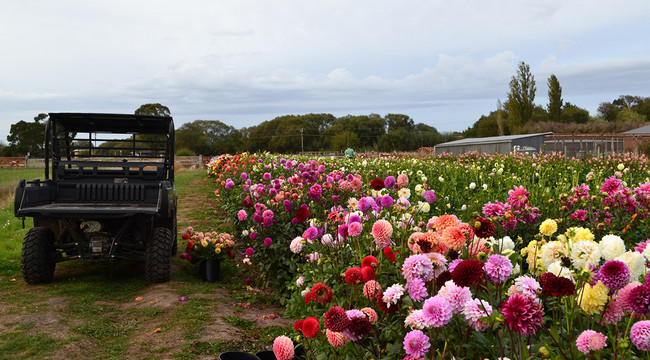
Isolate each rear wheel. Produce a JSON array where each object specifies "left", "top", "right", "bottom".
[
  {"left": 21, "top": 227, "right": 56, "bottom": 284},
  {"left": 145, "top": 227, "right": 171, "bottom": 283}
]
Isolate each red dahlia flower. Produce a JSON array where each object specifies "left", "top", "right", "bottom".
[
  {"left": 184, "top": 240, "right": 194, "bottom": 254},
  {"left": 472, "top": 216, "right": 496, "bottom": 239},
  {"left": 450, "top": 260, "right": 485, "bottom": 288},
  {"left": 295, "top": 204, "right": 310, "bottom": 222},
  {"left": 302, "top": 317, "right": 321, "bottom": 338},
  {"left": 384, "top": 247, "right": 398, "bottom": 263},
  {"left": 361, "top": 266, "right": 375, "bottom": 282},
  {"left": 293, "top": 319, "right": 304, "bottom": 332},
  {"left": 344, "top": 267, "right": 363, "bottom": 285},
  {"left": 310, "top": 283, "right": 333, "bottom": 304},
  {"left": 436, "top": 270, "right": 452, "bottom": 288},
  {"left": 362, "top": 255, "right": 379, "bottom": 270},
  {"left": 539, "top": 272, "right": 576, "bottom": 297},
  {"left": 370, "top": 178, "right": 385, "bottom": 190}
]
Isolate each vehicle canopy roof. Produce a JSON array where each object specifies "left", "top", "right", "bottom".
[{"left": 48, "top": 113, "right": 173, "bottom": 134}]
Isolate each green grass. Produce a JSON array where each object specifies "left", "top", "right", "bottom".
[
  {"left": 0, "top": 168, "right": 43, "bottom": 186},
  {"left": 222, "top": 316, "right": 255, "bottom": 330},
  {"left": 0, "top": 332, "right": 63, "bottom": 360}
]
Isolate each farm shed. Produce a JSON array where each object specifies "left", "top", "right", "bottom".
[
  {"left": 434, "top": 132, "right": 552, "bottom": 155},
  {"left": 544, "top": 124, "right": 650, "bottom": 157}
]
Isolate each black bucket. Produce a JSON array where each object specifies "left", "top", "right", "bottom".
[
  {"left": 255, "top": 351, "right": 276, "bottom": 360},
  {"left": 218, "top": 351, "right": 260, "bottom": 360},
  {"left": 200, "top": 259, "right": 221, "bottom": 282}
]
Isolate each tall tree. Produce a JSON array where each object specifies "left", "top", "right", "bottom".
[
  {"left": 547, "top": 74, "right": 563, "bottom": 122},
  {"left": 507, "top": 61, "right": 536, "bottom": 126},
  {"left": 135, "top": 103, "right": 171, "bottom": 116}
]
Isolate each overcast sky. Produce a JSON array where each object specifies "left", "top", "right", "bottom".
[{"left": 1, "top": 0, "right": 649, "bottom": 140}]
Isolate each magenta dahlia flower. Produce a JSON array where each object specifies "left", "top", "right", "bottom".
[
  {"left": 501, "top": 294, "right": 544, "bottom": 335},
  {"left": 598, "top": 260, "right": 630, "bottom": 292},
  {"left": 484, "top": 254, "right": 513, "bottom": 283}
]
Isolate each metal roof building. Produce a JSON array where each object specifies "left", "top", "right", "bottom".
[
  {"left": 623, "top": 124, "right": 650, "bottom": 134},
  {"left": 434, "top": 132, "right": 552, "bottom": 155}
]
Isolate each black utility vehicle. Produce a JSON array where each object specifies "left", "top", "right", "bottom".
[{"left": 14, "top": 113, "right": 177, "bottom": 283}]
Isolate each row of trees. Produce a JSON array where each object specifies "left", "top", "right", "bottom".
[{"left": 175, "top": 113, "right": 457, "bottom": 155}]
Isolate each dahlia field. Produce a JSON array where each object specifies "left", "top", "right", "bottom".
[{"left": 204, "top": 151, "right": 650, "bottom": 359}]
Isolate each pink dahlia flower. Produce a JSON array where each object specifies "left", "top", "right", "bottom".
[
  {"left": 422, "top": 295, "right": 452, "bottom": 328},
  {"left": 272, "top": 335, "right": 295, "bottom": 360},
  {"left": 631, "top": 320, "right": 650, "bottom": 351},
  {"left": 463, "top": 298, "right": 493, "bottom": 331},
  {"left": 372, "top": 219, "right": 393, "bottom": 248},
  {"left": 403, "top": 330, "right": 430, "bottom": 358},
  {"left": 576, "top": 329, "right": 607, "bottom": 354}
]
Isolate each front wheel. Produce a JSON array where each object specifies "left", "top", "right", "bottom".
[
  {"left": 21, "top": 227, "right": 56, "bottom": 284},
  {"left": 145, "top": 227, "right": 172, "bottom": 283}
]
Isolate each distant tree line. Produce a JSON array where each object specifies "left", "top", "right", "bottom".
[{"left": 175, "top": 113, "right": 457, "bottom": 155}]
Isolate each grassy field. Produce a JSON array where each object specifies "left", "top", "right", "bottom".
[{"left": 0, "top": 169, "right": 292, "bottom": 360}]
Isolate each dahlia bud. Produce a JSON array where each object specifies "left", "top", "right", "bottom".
[
  {"left": 477, "top": 252, "right": 488, "bottom": 262},
  {"left": 618, "top": 339, "right": 629, "bottom": 349},
  {"left": 538, "top": 346, "right": 550, "bottom": 358}
]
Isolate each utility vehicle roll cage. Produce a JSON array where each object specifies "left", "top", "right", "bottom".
[{"left": 44, "top": 112, "right": 175, "bottom": 182}]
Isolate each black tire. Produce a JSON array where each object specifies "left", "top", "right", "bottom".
[
  {"left": 21, "top": 227, "right": 56, "bottom": 284},
  {"left": 145, "top": 227, "right": 172, "bottom": 283}
]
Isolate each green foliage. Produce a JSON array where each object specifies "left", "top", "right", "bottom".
[
  {"left": 176, "top": 120, "right": 241, "bottom": 156},
  {"left": 135, "top": 103, "right": 171, "bottom": 117},
  {"left": 175, "top": 148, "right": 196, "bottom": 156},
  {"left": 330, "top": 130, "right": 359, "bottom": 152},
  {"left": 597, "top": 95, "right": 650, "bottom": 122},
  {"left": 463, "top": 110, "right": 510, "bottom": 138},
  {"left": 2, "top": 114, "right": 47, "bottom": 157},
  {"left": 507, "top": 61, "right": 536, "bottom": 126},
  {"left": 377, "top": 127, "right": 413, "bottom": 151},
  {"left": 616, "top": 107, "right": 647, "bottom": 123},
  {"left": 324, "top": 114, "right": 385, "bottom": 150},
  {"left": 560, "top": 102, "right": 590, "bottom": 124},
  {"left": 246, "top": 113, "right": 334, "bottom": 153}
]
